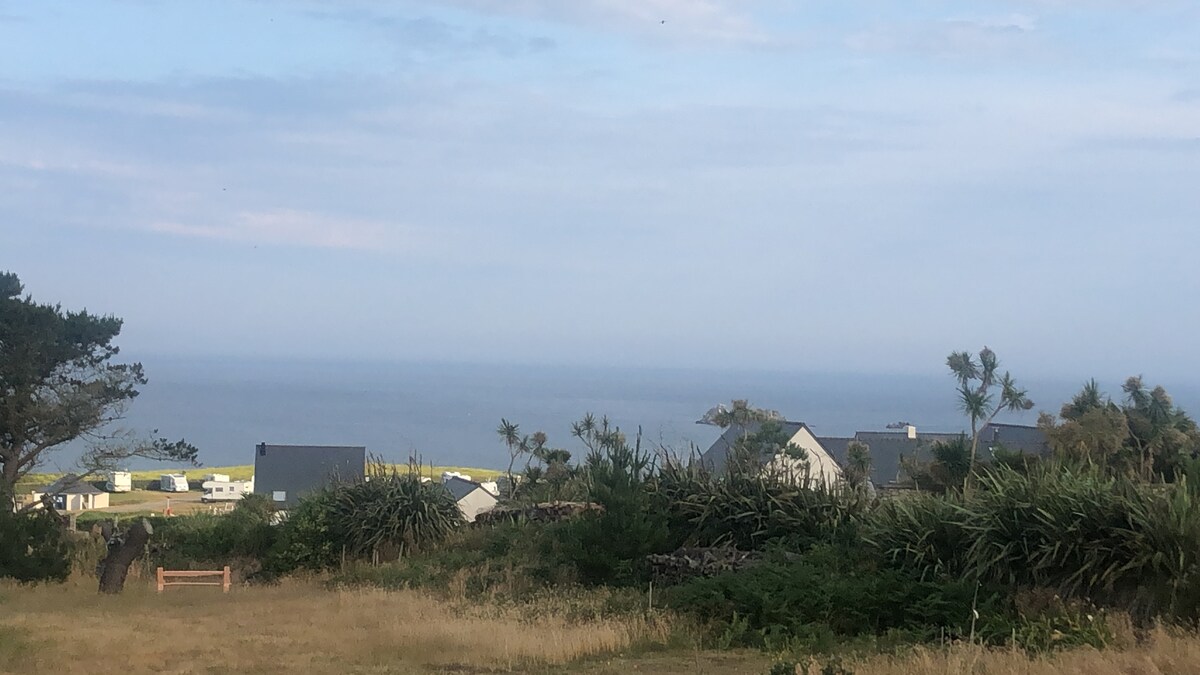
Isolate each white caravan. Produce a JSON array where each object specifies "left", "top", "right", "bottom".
[
  {"left": 160, "top": 474, "right": 190, "bottom": 492},
  {"left": 201, "top": 480, "right": 252, "bottom": 503},
  {"left": 105, "top": 471, "right": 132, "bottom": 493}
]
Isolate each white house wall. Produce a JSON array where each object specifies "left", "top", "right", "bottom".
[
  {"left": 456, "top": 488, "right": 499, "bottom": 523},
  {"left": 764, "top": 426, "right": 844, "bottom": 488}
]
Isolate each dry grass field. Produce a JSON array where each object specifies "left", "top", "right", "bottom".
[
  {"left": 4, "top": 578, "right": 1200, "bottom": 675},
  {"left": 0, "top": 578, "right": 673, "bottom": 675}
]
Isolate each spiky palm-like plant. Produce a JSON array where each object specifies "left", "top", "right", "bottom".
[{"left": 327, "top": 465, "right": 462, "bottom": 562}]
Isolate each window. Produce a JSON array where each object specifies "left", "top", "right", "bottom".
[{"left": 215, "top": 487, "right": 224, "bottom": 493}]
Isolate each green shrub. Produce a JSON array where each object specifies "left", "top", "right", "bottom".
[
  {"left": 150, "top": 497, "right": 276, "bottom": 570},
  {"left": 960, "top": 465, "right": 1200, "bottom": 618},
  {"left": 865, "top": 492, "right": 970, "bottom": 580},
  {"left": 327, "top": 468, "right": 461, "bottom": 561},
  {"left": 657, "top": 466, "right": 867, "bottom": 552},
  {"left": 264, "top": 489, "right": 342, "bottom": 575},
  {"left": 0, "top": 506, "right": 71, "bottom": 583},
  {"left": 665, "top": 545, "right": 996, "bottom": 649},
  {"left": 332, "top": 523, "right": 554, "bottom": 599},
  {"left": 266, "top": 468, "right": 462, "bottom": 577},
  {"left": 534, "top": 434, "right": 670, "bottom": 586}
]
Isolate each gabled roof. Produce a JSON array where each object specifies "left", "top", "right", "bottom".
[
  {"left": 848, "top": 431, "right": 963, "bottom": 486},
  {"left": 444, "top": 475, "right": 496, "bottom": 502},
  {"left": 698, "top": 421, "right": 808, "bottom": 474},
  {"left": 830, "top": 424, "right": 1048, "bottom": 485},
  {"left": 39, "top": 474, "right": 104, "bottom": 496},
  {"left": 977, "top": 422, "right": 1050, "bottom": 457}
]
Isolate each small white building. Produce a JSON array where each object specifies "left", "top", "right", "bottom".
[
  {"left": 443, "top": 475, "right": 499, "bottom": 523},
  {"left": 31, "top": 475, "right": 110, "bottom": 512}
]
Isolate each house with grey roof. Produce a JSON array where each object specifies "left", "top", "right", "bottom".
[
  {"left": 819, "top": 423, "right": 1048, "bottom": 487},
  {"left": 30, "top": 474, "right": 109, "bottom": 512},
  {"left": 443, "top": 475, "right": 499, "bottom": 523},
  {"left": 698, "top": 420, "right": 844, "bottom": 487},
  {"left": 253, "top": 443, "right": 365, "bottom": 509},
  {"left": 977, "top": 422, "right": 1050, "bottom": 457}
]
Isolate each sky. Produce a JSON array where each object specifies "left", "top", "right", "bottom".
[{"left": 2, "top": 0, "right": 1198, "bottom": 381}]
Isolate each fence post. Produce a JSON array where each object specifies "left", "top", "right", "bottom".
[
  {"left": 156, "top": 567, "right": 165, "bottom": 593},
  {"left": 222, "top": 566, "right": 231, "bottom": 593}
]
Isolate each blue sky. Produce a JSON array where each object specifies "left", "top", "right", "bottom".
[{"left": 2, "top": 0, "right": 1198, "bottom": 379}]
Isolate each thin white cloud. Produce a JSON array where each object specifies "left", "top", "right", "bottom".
[
  {"left": 847, "top": 14, "right": 1038, "bottom": 57},
  {"left": 432, "top": 0, "right": 771, "bottom": 45},
  {"left": 149, "top": 209, "right": 398, "bottom": 250}
]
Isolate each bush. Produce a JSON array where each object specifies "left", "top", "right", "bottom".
[
  {"left": 865, "top": 492, "right": 970, "bottom": 581},
  {"left": 263, "top": 489, "right": 342, "bottom": 576},
  {"left": 0, "top": 506, "right": 71, "bottom": 583},
  {"left": 961, "top": 465, "right": 1200, "bottom": 618},
  {"left": 657, "top": 465, "right": 867, "bottom": 552},
  {"left": 266, "top": 468, "right": 462, "bottom": 577},
  {"left": 149, "top": 497, "right": 277, "bottom": 571},
  {"left": 327, "top": 468, "right": 461, "bottom": 561},
  {"left": 332, "top": 523, "right": 555, "bottom": 599},
  {"left": 665, "top": 545, "right": 995, "bottom": 650},
  {"left": 533, "top": 434, "right": 671, "bottom": 586}
]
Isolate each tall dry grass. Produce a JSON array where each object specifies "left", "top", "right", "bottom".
[
  {"left": 0, "top": 578, "right": 670, "bottom": 674},
  {"left": 841, "top": 626, "right": 1200, "bottom": 675}
]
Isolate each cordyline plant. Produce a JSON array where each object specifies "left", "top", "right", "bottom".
[{"left": 947, "top": 347, "right": 1034, "bottom": 479}]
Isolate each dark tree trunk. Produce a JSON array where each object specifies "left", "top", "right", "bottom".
[{"left": 98, "top": 519, "right": 153, "bottom": 594}]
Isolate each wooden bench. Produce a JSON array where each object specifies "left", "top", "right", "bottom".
[{"left": 156, "top": 567, "right": 231, "bottom": 593}]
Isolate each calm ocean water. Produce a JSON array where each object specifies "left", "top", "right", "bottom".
[{"left": 44, "top": 357, "right": 1200, "bottom": 472}]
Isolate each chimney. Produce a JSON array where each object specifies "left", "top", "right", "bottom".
[{"left": 906, "top": 425, "right": 917, "bottom": 440}]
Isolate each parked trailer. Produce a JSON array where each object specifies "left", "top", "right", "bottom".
[
  {"left": 160, "top": 474, "right": 190, "bottom": 492},
  {"left": 201, "top": 480, "right": 252, "bottom": 503},
  {"left": 106, "top": 471, "right": 132, "bottom": 493}
]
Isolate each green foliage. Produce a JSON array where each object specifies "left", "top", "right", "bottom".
[
  {"left": 265, "top": 489, "right": 342, "bottom": 575},
  {"left": 843, "top": 441, "right": 872, "bottom": 492},
  {"left": 666, "top": 545, "right": 989, "bottom": 649},
  {"left": 0, "top": 507, "right": 71, "bottom": 582},
  {"left": 900, "top": 435, "right": 973, "bottom": 495},
  {"left": 945, "top": 347, "right": 1033, "bottom": 473},
  {"left": 150, "top": 497, "right": 277, "bottom": 569},
  {"left": 866, "top": 492, "right": 971, "bottom": 580},
  {"left": 657, "top": 463, "right": 867, "bottom": 551},
  {"left": 874, "top": 464, "right": 1200, "bottom": 620},
  {"left": 961, "top": 465, "right": 1200, "bottom": 617},
  {"left": 266, "top": 467, "right": 462, "bottom": 576},
  {"left": 542, "top": 428, "right": 670, "bottom": 586},
  {"left": 1007, "top": 607, "right": 1114, "bottom": 653},
  {"left": 328, "top": 466, "right": 461, "bottom": 561},
  {"left": 0, "top": 271, "right": 196, "bottom": 489},
  {"left": 1044, "top": 378, "right": 1200, "bottom": 482},
  {"left": 331, "top": 522, "right": 564, "bottom": 599}
]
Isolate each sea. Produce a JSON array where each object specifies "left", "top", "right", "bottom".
[{"left": 43, "top": 356, "right": 1200, "bottom": 473}]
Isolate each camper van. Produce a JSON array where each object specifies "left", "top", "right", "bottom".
[
  {"left": 201, "top": 480, "right": 252, "bottom": 503},
  {"left": 160, "top": 474, "right": 189, "bottom": 492},
  {"left": 105, "top": 471, "right": 132, "bottom": 493}
]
